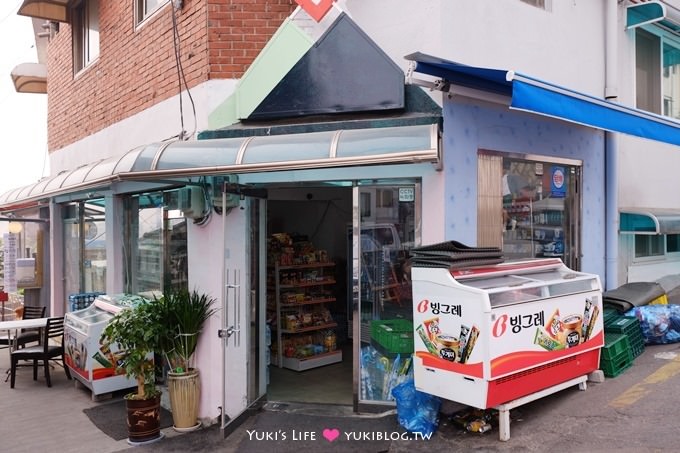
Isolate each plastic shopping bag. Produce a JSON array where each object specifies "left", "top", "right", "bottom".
[{"left": 391, "top": 379, "right": 441, "bottom": 437}]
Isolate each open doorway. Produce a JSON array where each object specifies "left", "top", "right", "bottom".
[
  {"left": 262, "top": 181, "right": 419, "bottom": 408},
  {"left": 265, "top": 185, "right": 353, "bottom": 405}
]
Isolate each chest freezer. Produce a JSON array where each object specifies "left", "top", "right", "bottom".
[
  {"left": 411, "top": 258, "right": 603, "bottom": 409},
  {"left": 64, "top": 294, "right": 152, "bottom": 396}
]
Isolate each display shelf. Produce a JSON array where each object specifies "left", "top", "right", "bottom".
[
  {"left": 280, "top": 322, "right": 338, "bottom": 334},
  {"left": 281, "top": 350, "right": 343, "bottom": 371},
  {"left": 503, "top": 196, "right": 565, "bottom": 259},
  {"left": 279, "top": 279, "right": 336, "bottom": 289},
  {"left": 280, "top": 298, "right": 336, "bottom": 308},
  {"left": 267, "top": 252, "right": 340, "bottom": 371}
]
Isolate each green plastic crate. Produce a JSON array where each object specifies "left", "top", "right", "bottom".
[
  {"left": 605, "top": 316, "right": 645, "bottom": 359},
  {"left": 370, "top": 319, "right": 414, "bottom": 354},
  {"left": 600, "top": 353, "right": 633, "bottom": 377},
  {"left": 603, "top": 307, "right": 620, "bottom": 327},
  {"left": 600, "top": 333, "right": 634, "bottom": 377}
]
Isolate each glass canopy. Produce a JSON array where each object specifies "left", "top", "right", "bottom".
[{"left": 0, "top": 124, "right": 439, "bottom": 210}]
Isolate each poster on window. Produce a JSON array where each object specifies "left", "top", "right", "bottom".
[
  {"left": 3, "top": 233, "right": 17, "bottom": 293},
  {"left": 550, "top": 166, "right": 567, "bottom": 198}
]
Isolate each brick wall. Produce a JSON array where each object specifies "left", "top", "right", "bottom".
[{"left": 47, "top": 0, "right": 295, "bottom": 152}]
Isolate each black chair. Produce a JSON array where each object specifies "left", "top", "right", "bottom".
[
  {"left": 15, "top": 306, "right": 47, "bottom": 349},
  {"left": 10, "top": 317, "right": 72, "bottom": 388}
]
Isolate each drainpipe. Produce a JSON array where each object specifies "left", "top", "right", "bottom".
[{"left": 605, "top": 0, "right": 619, "bottom": 290}]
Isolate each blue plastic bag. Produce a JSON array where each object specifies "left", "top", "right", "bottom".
[
  {"left": 627, "top": 304, "right": 680, "bottom": 344},
  {"left": 391, "top": 379, "right": 441, "bottom": 437}
]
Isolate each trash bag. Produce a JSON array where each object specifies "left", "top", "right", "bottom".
[
  {"left": 391, "top": 379, "right": 441, "bottom": 437},
  {"left": 626, "top": 304, "right": 680, "bottom": 344}
]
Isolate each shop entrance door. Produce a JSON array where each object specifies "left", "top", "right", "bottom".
[
  {"left": 220, "top": 196, "right": 266, "bottom": 435},
  {"left": 353, "top": 182, "right": 420, "bottom": 410}
]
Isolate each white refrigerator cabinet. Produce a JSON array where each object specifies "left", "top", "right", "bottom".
[
  {"left": 64, "top": 296, "right": 143, "bottom": 396},
  {"left": 411, "top": 258, "right": 603, "bottom": 409}
]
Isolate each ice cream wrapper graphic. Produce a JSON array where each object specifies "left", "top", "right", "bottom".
[
  {"left": 584, "top": 304, "right": 599, "bottom": 341},
  {"left": 459, "top": 325, "right": 479, "bottom": 364},
  {"left": 546, "top": 308, "right": 562, "bottom": 339},
  {"left": 458, "top": 324, "right": 470, "bottom": 362},
  {"left": 417, "top": 324, "right": 439, "bottom": 355},
  {"left": 581, "top": 298, "right": 593, "bottom": 339},
  {"left": 423, "top": 317, "right": 441, "bottom": 342},
  {"left": 534, "top": 327, "right": 565, "bottom": 351}
]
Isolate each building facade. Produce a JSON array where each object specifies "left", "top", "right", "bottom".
[{"left": 3, "top": 0, "right": 680, "bottom": 432}]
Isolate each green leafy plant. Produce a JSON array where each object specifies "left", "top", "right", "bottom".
[
  {"left": 160, "top": 289, "right": 217, "bottom": 373},
  {"left": 100, "top": 297, "right": 164, "bottom": 399}
]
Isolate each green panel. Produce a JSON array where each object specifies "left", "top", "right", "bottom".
[
  {"left": 208, "top": 19, "right": 314, "bottom": 129},
  {"left": 627, "top": 3, "right": 665, "bottom": 29},
  {"left": 620, "top": 213, "right": 658, "bottom": 233}
]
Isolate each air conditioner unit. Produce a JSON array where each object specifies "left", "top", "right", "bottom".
[
  {"left": 178, "top": 187, "right": 206, "bottom": 219},
  {"left": 210, "top": 175, "right": 240, "bottom": 208}
]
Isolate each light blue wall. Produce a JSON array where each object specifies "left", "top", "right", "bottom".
[{"left": 442, "top": 97, "right": 606, "bottom": 279}]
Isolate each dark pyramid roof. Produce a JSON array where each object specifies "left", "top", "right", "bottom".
[{"left": 248, "top": 13, "right": 405, "bottom": 120}]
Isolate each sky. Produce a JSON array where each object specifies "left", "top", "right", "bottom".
[{"left": 0, "top": 1, "right": 49, "bottom": 197}]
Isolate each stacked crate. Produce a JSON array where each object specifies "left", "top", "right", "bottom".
[
  {"left": 600, "top": 332, "right": 634, "bottom": 377},
  {"left": 605, "top": 316, "right": 645, "bottom": 359},
  {"left": 600, "top": 306, "right": 645, "bottom": 377}
]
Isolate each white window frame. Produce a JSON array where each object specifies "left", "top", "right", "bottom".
[
  {"left": 135, "top": 0, "right": 167, "bottom": 26},
  {"left": 635, "top": 26, "right": 680, "bottom": 120},
  {"left": 73, "top": 0, "right": 100, "bottom": 74}
]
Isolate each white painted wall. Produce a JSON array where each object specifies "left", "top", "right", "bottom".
[
  {"left": 348, "top": 0, "right": 606, "bottom": 96},
  {"left": 618, "top": 134, "right": 680, "bottom": 208},
  {"left": 49, "top": 79, "right": 237, "bottom": 174}
]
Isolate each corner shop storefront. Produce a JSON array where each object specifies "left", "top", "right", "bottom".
[{"left": 0, "top": 122, "right": 442, "bottom": 425}]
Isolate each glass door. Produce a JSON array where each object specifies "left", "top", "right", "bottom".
[
  {"left": 355, "top": 181, "right": 420, "bottom": 409},
  {"left": 221, "top": 196, "right": 266, "bottom": 434}
]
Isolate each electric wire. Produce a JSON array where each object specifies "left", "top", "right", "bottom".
[{"left": 170, "top": 3, "right": 197, "bottom": 141}]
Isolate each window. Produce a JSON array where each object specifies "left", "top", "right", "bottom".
[
  {"left": 635, "top": 235, "right": 664, "bottom": 258},
  {"left": 72, "top": 0, "right": 100, "bottom": 73},
  {"left": 667, "top": 234, "right": 680, "bottom": 253},
  {"left": 136, "top": 0, "right": 165, "bottom": 24},
  {"left": 636, "top": 28, "right": 680, "bottom": 120},
  {"left": 63, "top": 201, "right": 107, "bottom": 297},
  {"left": 126, "top": 192, "right": 187, "bottom": 294}
]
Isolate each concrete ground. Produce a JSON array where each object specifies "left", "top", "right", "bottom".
[{"left": 2, "top": 340, "right": 680, "bottom": 452}]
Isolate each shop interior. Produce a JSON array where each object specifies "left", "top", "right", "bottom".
[{"left": 264, "top": 184, "right": 415, "bottom": 406}]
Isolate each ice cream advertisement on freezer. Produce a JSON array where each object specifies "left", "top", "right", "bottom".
[
  {"left": 487, "top": 294, "right": 603, "bottom": 378},
  {"left": 413, "top": 298, "right": 485, "bottom": 379},
  {"left": 413, "top": 293, "right": 603, "bottom": 380}
]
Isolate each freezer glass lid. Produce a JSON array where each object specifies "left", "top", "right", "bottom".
[{"left": 462, "top": 275, "right": 533, "bottom": 291}]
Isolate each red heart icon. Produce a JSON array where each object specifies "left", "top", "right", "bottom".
[{"left": 295, "top": 0, "right": 335, "bottom": 22}]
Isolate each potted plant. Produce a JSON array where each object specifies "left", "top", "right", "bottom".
[
  {"left": 159, "top": 289, "right": 217, "bottom": 431},
  {"left": 100, "top": 297, "right": 165, "bottom": 444}
]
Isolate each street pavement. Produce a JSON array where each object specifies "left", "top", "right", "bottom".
[{"left": 2, "top": 340, "right": 680, "bottom": 452}]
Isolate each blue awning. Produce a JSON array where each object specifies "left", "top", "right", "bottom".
[{"left": 405, "top": 52, "right": 680, "bottom": 147}]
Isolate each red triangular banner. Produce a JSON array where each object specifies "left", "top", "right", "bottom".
[{"left": 295, "top": 0, "right": 335, "bottom": 22}]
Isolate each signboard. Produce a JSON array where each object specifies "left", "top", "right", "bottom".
[
  {"left": 295, "top": 0, "right": 335, "bottom": 22},
  {"left": 3, "top": 233, "right": 17, "bottom": 293}
]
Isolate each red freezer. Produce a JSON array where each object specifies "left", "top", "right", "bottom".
[{"left": 411, "top": 258, "right": 603, "bottom": 409}]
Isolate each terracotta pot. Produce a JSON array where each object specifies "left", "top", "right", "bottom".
[
  {"left": 167, "top": 368, "right": 201, "bottom": 430},
  {"left": 126, "top": 393, "right": 162, "bottom": 443}
]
